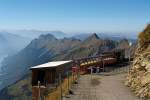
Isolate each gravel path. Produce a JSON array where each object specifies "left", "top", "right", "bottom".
[{"left": 63, "top": 74, "right": 144, "bottom": 100}]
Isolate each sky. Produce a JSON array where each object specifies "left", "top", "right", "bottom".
[{"left": 0, "top": 0, "right": 150, "bottom": 34}]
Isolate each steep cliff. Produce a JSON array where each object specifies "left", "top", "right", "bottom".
[{"left": 126, "top": 24, "right": 150, "bottom": 98}]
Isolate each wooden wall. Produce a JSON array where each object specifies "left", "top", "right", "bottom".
[{"left": 32, "top": 68, "right": 56, "bottom": 86}]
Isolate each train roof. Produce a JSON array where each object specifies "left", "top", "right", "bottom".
[{"left": 30, "top": 60, "right": 72, "bottom": 70}]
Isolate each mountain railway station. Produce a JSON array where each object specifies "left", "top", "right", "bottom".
[{"left": 30, "top": 50, "right": 126, "bottom": 100}]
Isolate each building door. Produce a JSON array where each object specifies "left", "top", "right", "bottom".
[{"left": 37, "top": 70, "right": 45, "bottom": 85}]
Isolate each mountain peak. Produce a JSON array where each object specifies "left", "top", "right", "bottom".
[
  {"left": 84, "top": 33, "right": 99, "bottom": 42},
  {"left": 38, "top": 34, "right": 57, "bottom": 42},
  {"left": 90, "top": 33, "right": 99, "bottom": 39},
  {"left": 27, "top": 34, "right": 58, "bottom": 49}
]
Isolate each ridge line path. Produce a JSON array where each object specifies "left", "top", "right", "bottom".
[{"left": 63, "top": 73, "right": 145, "bottom": 100}]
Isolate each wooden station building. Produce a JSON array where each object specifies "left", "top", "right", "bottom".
[{"left": 30, "top": 60, "right": 73, "bottom": 100}]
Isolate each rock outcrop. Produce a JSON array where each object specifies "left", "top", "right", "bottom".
[{"left": 126, "top": 24, "right": 150, "bottom": 98}]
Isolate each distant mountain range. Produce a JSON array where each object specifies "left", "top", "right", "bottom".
[
  {"left": 3, "top": 29, "right": 138, "bottom": 41},
  {"left": 0, "top": 32, "right": 31, "bottom": 70},
  {"left": 5, "top": 30, "right": 68, "bottom": 39},
  {"left": 0, "top": 32, "right": 31, "bottom": 54},
  {"left": 71, "top": 33, "right": 137, "bottom": 42}
]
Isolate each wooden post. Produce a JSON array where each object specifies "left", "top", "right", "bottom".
[
  {"left": 59, "top": 74, "right": 62, "bottom": 100},
  {"left": 129, "top": 42, "right": 132, "bottom": 62},
  {"left": 77, "top": 65, "right": 80, "bottom": 81},
  {"left": 102, "top": 59, "right": 105, "bottom": 72},
  {"left": 38, "top": 81, "right": 41, "bottom": 100},
  {"left": 129, "top": 51, "right": 131, "bottom": 62},
  {"left": 67, "top": 71, "right": 69, "bottom": 92},
  {"left": 73, "top": 72, "right": 74, "bottom": 82},
  {"left": 91, "top": 66, "right": 93, "bottom": 80},
  {"left": 96, "top": 67, "right": 99, "bottom": 73}
]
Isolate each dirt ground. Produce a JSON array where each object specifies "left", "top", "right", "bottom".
[{"left": 63, "top": 74, "right": 145, "bottom": 100}]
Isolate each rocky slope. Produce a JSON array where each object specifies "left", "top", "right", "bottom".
[
  {"left": 52, "top": 33, "right": 117, "bottom": 60},
  {"left": 126, "top": 24, "right": 150, "bottom": 98}
]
